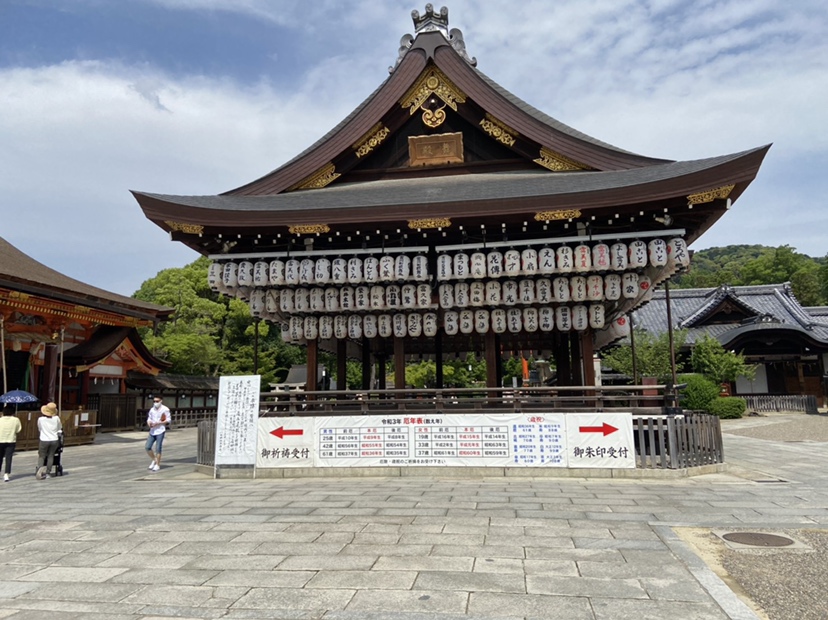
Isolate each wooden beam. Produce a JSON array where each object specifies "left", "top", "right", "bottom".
[
  {"left": 394, "top": 337, "right": 406, "bottom": 390},
  {"left": 306, "top": 339, "right": 318, "bottom": 400}
]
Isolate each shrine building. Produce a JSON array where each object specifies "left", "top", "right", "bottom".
[{"left": 132, "top": 6, "right": 769, "bottom": 397}]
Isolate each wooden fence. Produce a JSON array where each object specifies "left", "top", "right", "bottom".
[
  {"left": 742, "top": 394, "right": 819, "bottom": 414},
  {"left": 10, "top": 409, "right": 98, "bottom": 451}
]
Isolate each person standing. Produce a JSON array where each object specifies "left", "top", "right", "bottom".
[
  {"left": 36, "top": 402, "right": 62, "bottom": 480},
  {"left": 145, "top": 396, "right": 170, "bottom": 471},
  {"left": 0, "top": 405, "right": 23, "bottom": 482}
]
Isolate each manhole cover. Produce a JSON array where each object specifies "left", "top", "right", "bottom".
[{"left": 722, "top": 532, "right": 795, "bottom": 547}]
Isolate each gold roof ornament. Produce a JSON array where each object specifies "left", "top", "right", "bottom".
[
  {"left": 288, "top": 224, "right": 331, "bottom": 235},
  {"left": 164, "top": 221, "right": 204, "bottom": 234},
  {"left": 533, "top": 147, "right": 589, "bottom": 172},
  {"left": 353, "top": 123, "right": 391, "bottom": 158},
  {"left": 400, "top": 66, "right": 467, "bottom": 129},
  {"left": 408, "top": 217, "right": 452, "bottom": 229},
  {"left": 289, "top": 163, "right": 341, "bottom": 191},
  {"left": 534, "top": 209, "right": 582, "bottom": 222},
  {"left": 687, "top": 184, "right": 736, "bottom": 205},
  {"left": 479, "top": 114, "right": 517, "bottom": 147}
]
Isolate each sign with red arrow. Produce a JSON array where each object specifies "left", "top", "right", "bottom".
[
  {"left": 578, "top": 423, "right": 618, "bottom": 436},
  {"left": 567, "top": 413, "right": 634, "bottom": 468},
  {"left": 270, "top": 426, "right": 304, "bottom": 440}
]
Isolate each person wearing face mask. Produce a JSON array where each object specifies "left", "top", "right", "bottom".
[{"left": 145, "top": 396, "right": 171, "bottom": 471}]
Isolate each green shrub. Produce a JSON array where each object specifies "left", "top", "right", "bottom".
[
  {"left": 679, "top": 374, "right": 720, "bottom": 412},
  {"left": 710, "top": 397, "right": 746, "bottom": 419}
]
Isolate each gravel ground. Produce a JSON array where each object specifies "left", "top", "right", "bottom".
[{"left": 721, "top": 411, "right": 828, "bottom": 442}]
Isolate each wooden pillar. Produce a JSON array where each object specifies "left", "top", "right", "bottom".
[
  {"left": 337, "top": 339, "right": 347, "bottom": 393},
  {"left": 554, "top": 332, "right": 571, "bottom": 386},
  {"left": 581, "top": 331, "right": 595, "bottom": 386},
  {"left": 361, "top": 336, "right": 371, "bottom": 391},
  {"left": 435, "top": 330, "right": 444, "bottom": 389},
  {"left": 485, "top": 330, "right": 498, "bottom": 392},
  {"left": 376, "top": 352, "right": 386, "bottom": 391},
  {"left": 570, "top": 332, "right": 583, "bottom": 385},
  {"left": 306, "top": 339, "right": 318, "bottom": 400},
  {"left": 394, "top": 337, "right": 406, "bottom": 390}
]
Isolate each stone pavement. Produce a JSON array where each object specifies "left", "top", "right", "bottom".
[{"left": 0, "top": 414, "right": 826, "bottom": 620}]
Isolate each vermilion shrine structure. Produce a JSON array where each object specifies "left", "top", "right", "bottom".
[{"left": 133, "top": 6, "right": 768, "bottom": 402}]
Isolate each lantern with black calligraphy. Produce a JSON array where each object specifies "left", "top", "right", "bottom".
[
  {"left": 453, "top": 252, "right": 470, "bottom": 280},
  {"left": 622, "top": 272, "right": 639, "bottom": 299},
  {"left": 589, "top": 304, "right": 605, "bottom": 329},
  {"left": 222, "top": 262, "right": 238, "bottom": 289},
  {"left": 572, "top": 304, "right": 589, "bottom": 331},
  {"left": 539, "top": 307, "right": 555, "bottom": 331},
  {"left": 294, "top": 288, "right": 310, "bottom": 312},
  {"left": 437, "top": 253, "right": 453, "bottom": 281},
  {"left": 556, "top": 306, "right": 572, "bottom": 331},
  {"left": 668, "top": 237, "right": 690, "bottom": 268},
  {"left": 502, "top": 280, "right": 518, "bottom": 306},
  {"left": 208, "top": 262, "right": 222, "bottom": 292},
  {"left": 570, "top": 276, "right": 587, "bottom": 302},
  {"left": 553, "top": 276, "right": 570, "bottom": 302},
  {"left": 519, "top": 279, "right": 535, "bottom": 304},
  {"left": 379, "top": 255, "right": 395, "bottom": 281},
  {"left": 401, "top": 284, "right": 416, "bottom": 309},
  {"left": 363, "top": 256, "right": 379, "bottom": 283},
  {"left": 279, "top": 288, "right": 295, "bottom": 313},
  {"left": 504, "top": 249, "right": 521, "bottom": 277},
  {"left": 491, "top": 308, "right": 507, "bottom": 334},
  {"left": 319, "top": 315, "right": 333, "bottom": 340},
  {"left": 592, "top": 243, "right": 611, "bottom": 271},
  {"left": 423, "top": 312, "right": 438, "bottom": 337},
  {"left": 459, "top": 310, "right": 474, "bottom": 334},
  {"left": 309, "top": 288, "right": 324, "bottom": 312},
  {"left": 610, "top": 242, "right": 628, "bottom": 271},
  {"left": 507, "top": 308, "right": 522, "bottom": 333},
  {"left": 289, "top": 316, "right": 304, "bottom": 341},
  {"left": 604, "top": 274, "right": 621, "bottom": 300},
  {"left": 556, "top": 246, "right": 574, "bottom": 273},
  {"left": 587, "top": 275, "right": 604, "bottom": 301},
  {"left": 417, "top": 283, "right": 431, "bottom": 308},
  {"left": 470, "top": 281, "right": 485, "bottom": 306},
  {"left": 408, "top": 313, "right": 423, "bottom": 337},
  {"left": 340, "top": 286, "right": 354, "bottom": 311},
  {"left": 280, "top": 321, "right": 291, "bottom": 343},
  {"left": 539, "top": 247, "right": 555, "bottom": 274},
  {"left": 395, "top": 253, "right": 411, "bottom": 281},
  {"left": 304, "top": 316, "right": 318, "bottom": 340},
  {"left": 474, "top": 309, "right": 490, "bottom": 333},
  {"left": 523, "top": 307, "right": 538, "bottom": 332},
  {"left": 355, "top": 286, "right": 369, "bottom": 311},
  {"left": 249, "top": 289, "right": 265, "bottom": 317},
  {"left": 521, "top": 248, "right": 538, "bottom": 275},
  {"left": 324, "top": 287, "right": 339, "bottom": 312},
  {"left": 347, "top": 257, "right": 363, "bottom": 284},
  {"left": 385, "top": 284, "right": 400, "bottom": 309},
  {"left": 412, "top": 254, "right": 429, "bottom": 281},
  {"left": 378, "top": 314, "right": 393, "bottom": 338},
  {"left": 393, "top": 313, "right": 408, "bottom": 337},
  {"left": 347, "top": 315, "right": 362, "bottom": 339},
  {"left": 299, "top": 258, "right": 315, "bottom": 285},
  {"left": 265, "top": 289, "right": 280, "bottom": 315},
  {"left": 332, "top": 257, "right": 347, "bottom": 284},
  {"left": 363, "top": 314, "right": 378, "bottom": 338},
  {"left": 285, "top": 259, "right": 300, "bottom": 285},
  {"left": 574, "top": 244, "right": 591, "bottom": 272},
  {"left": 454, "top": 282, "right": 469, "bottom": 307},
  {"left": 237, "top": 261, "right": 254, "bottom": 287},
  {"left": 485, "top": 280, "right": 502, "bottom": 305},
  {"left": 628, "top": 240, "right": 647, "bottom": 268},
  {"left": 370, "top": 285, "right": 385, "bottom": 310},
  {"left": 334, "top": 314, "right": 348, "bottom": 339},
  {"left": 487, "top": 250, "right": 504, "bottom": 278},
  {"left": 536, "top": 278, "right": 552, "bottom": 304},
  {"left": 443, "top": 310, "right": 459, "bottom": 335},
  {"left": 648, "top": 238, "right": 668, "bottom": 267},
  {"left": 253, "top": 261, "right": 269, "bottom": 287},
  {"left": 269, "top": 259, "right": 286, "bottom": 285},
  {"left": 470, "top": 252, "right": 486, "bottom": 278},
  {"left": 314, "top": 257, "right": 331, "bottom": 284}
]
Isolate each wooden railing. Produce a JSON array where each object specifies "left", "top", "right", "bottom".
[
  {"left": 742, "top": 394, "right": 819, "bottom": 415},
  {"left": 134, "top": 406, "right": 219, "bottom": 430},
  {"left": 10, "top": 409, "right": 98, "bottom": 451}
]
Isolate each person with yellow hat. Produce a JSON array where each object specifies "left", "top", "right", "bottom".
[{"left": 36, "top": 402, "right": 62, "bottom": 480}]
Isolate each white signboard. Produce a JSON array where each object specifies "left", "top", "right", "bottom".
[
  {"left": 215, "top": 375, "right": 261, "bottom": 466},
  {"left": 565, "top": 413, "right": 635, "bottom": 468},
  {"left": 257, "top": 417, "right": 314, "bottom": 468}
]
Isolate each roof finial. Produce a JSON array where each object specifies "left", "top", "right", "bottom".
[
  {"left": 412, "top": 4, "right": 450, "bottom": 38},
  {"left": 390, "top": 5, "right": 477, "bottom": 73}
]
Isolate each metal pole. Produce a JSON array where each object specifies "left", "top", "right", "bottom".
[
  {"left": 58, "top": 325, "right": 65, "bottom": 414},
  {"left": 253, "top": 318, "right": 260, "bottom": 375},
  {"left": 664, "top": 281, "right": 678, "bottom": 408},
  {"left": 628, "top": 313, "right": 638, "bottom": 386},
  {"left": 0, "top": 315, "right": 7, "bottom": 393}
]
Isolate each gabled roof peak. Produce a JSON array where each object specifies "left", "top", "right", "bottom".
[{"left": 391, "top": 5, "right": 477, "bottom": 73}]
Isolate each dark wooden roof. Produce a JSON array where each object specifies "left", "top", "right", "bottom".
[{"left": 62, "top": 326, "right": 171, "bottom": 370}]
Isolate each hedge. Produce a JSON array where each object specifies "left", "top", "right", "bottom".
[{"left": 710, "top": 397, "right": 746, "bottom": 419}]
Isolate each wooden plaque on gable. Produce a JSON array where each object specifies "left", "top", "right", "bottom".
[{"left": 408, "top": 132, "right": 464, "bottom": 167}]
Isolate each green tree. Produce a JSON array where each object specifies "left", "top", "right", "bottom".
[
  {"left": 601, "top": 329, "right": 687, "bottom": 383},
  {"left": 690, "top": 335, "right": 754, "bottom": 384}
]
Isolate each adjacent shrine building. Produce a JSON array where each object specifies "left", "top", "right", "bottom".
[{"left": 133, "top": 6, "right": 768, "bottom": 394}]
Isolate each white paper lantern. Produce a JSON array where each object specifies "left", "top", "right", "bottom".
[
  {"left": 299, "top": 258, "right": 315, "bottom": 285},
  {"left": 340, "top": 286, "right": 354, "bottom": 310},
  {"left": 310, "top": 288, "right": 325, "bottom": 312},
  {"left": 348, "top": 315, "right": 363, "bottom": 339},
  {"left": 519, "top": 279, "right": 535, "bottom": 304},
  {"left": 379, "top": 255, "right": 395, "bottom": 281},
  {"left": 485, "top": 280, "right": 502, "bottom": 305},
  {"left": 487, "top": 251, "right": 504, "bottom": 278},
  {"left": 412, "top": 254, "right": 429, "bottom": 281},
  {"left": 668, "top": 237, "right": 690, "bottom": 267},
  {"left": 363, "top": 314, "right": 378, "bottom": 338},
  {"left": 417, "top": 283, "right": 431, "bottom": 308},
  {"left": 628, "top": 240, "right": 648, "bottom": 268},
  {"left": 279, "top": 288, "right": 295, "bottom": 313},
  {"left": 572, "top": 304, "right": 589, "bottom": 331},
  {"left": 591, "top": 243, "right": 610, "bottom": 271},
  {"left": 266, "top": 289, "right": 280, "bottom": 314},
  {"left": 285, "top": 259, "right": 300, "bottom": 285},
  {"left": 610, "top": 243, "right": 628, "bottom": 271},
  {"left": 470, "top": 252, "right": 487, "bottom": 278},
  {"left": 523, "top": 307, "right": 538, "bottom": 332},
  {"left": 589, "top": 304, "right": 605, "bottom": 329},
  {"left": 222, "top": 262, "right": 238, "bottom": 288},
  {"left": 237, "top": 261, "right": 254, "bottom": 287},
  {"left": 539, "top": 247, "right": 556, "bottom": 274},
  {"left": 553, "top": 276, "right": 570, "bottom": 302},
  {"left": 385, "top": 284, "right": 400, "bottom": 309},
  {"left": 355, "top": 286, "right": 370, "bottom": 311},
  {"left": 570, "top": 276, "right": 587, "bottom": 302},
  {"left": 556, "top": 246, "right": 574, "bottom": 273},
  {"left": 363, "top": 256, "right": 379, "bottom": 283},
  {"left": 453, "top": 252, "right": 470, "bottom": 279},
  {"left": 459, "top": 310, "right": 474, "bottom": 334},
  {"left": 574, "top": 244, "right": 591, "bottom": 272},
  {"left": 539, "top": 307, "right": 555, "bottom": 331},
  {"left": 396, "top": 254, "right": 412, "bottom": 281},
  {"left": 507, "top": 308, "right": 522, "bottom": 333},
  {"left": 436, "top": 254, "right": 453, "bottom": 281},
  {"left": 604, "top": 274, "right": 622, "bottom": 300},
  {"left": 613, "top": 315, "right": 631, "bottom": 339},
  {"left": 393, "top": 313, "right": 408, "bottom": 337},
  {"left": 454, "top": 282, "right": 469, "bottom": 307},
  {"left": 637, "top": 276, "right": 653, "bottom": 300},
  {"left": 294, "top": 288, "right": 310, "bottom": 312},
  {"left": 253, "top": 261, "right": 269, "bottom": 287},
  {"left": 314, "top": 257, "right": 331, "bottom": 284},
  {"left": 504, "top": 249, "right": 521, "bottom": 277},
  {"left": 289, "top": 316, "right": 304, "bottom": 341},
  {"left": 249, "top": 290, "right": 265, "bottom": 317},
  {"left": 370, "top": 285, "right": 385, "bottom": 310},
  {"left": 378, "top": 314, "right": 393, "bottom": 338},
  {"left": 587, "top": 275, "right": 604, "bottom": 301},
  {"left": 555, "top": 306, "right": 572, "bottom": 331},
  {"left": 347, "top": 257, "right": 363, "bottom": 284},
  {"left": 269, "top": 259, "right": 286, "bottom": 285},
  {"left": 401, "top": 284, "right": 416, "bottom": 309},
  {"left": 491, "top": 309, "right": 507, "bottom": 333},
  {"left": 332, "top": 258, "right": 347, "bottom": 284},
  {"left": 622, "top": 272, "right": 639, "bottom": 299},
  {"left": 474, "top": 309, "right": 490, "bottom": 333},
  {"left": 423, "top": 312, "right": 438, "bottom": 337},
  {"left": 648, "top": 239, "right": 668, "bottom": 267},
  {"left": 443, "top": 311, "right": 459, "bottom": 335},
  {"left": 324, "top": 287, "right": 339, "bottom": 312},
  {"left": 521, "top": 248, "right": 538, "bottom": 275},
  {"left": 334, "top": 315, "right": 348, "bottom": 339},
  {"left": 443, "top": 283, "right": 459, "bottom": 311},
  {"left": 280, "top": 321, "right": 291, "bottom": 343},
  {"left": 502, "top": 280, "right": 518, "bottom": 306},
  {"left": 470, "top": 281, "right": 485, "bottom": 306},
  {"left": 536, "top": 278, "right": 552, "bottom": 304},
  {"left": 304, "top": 316, "right": 319, "bottom": 340},
  {"left": 208, "top": 262, "right": 222, "bottom": 291},
  {"left": 235, "top": 286, "right": 251, "bottom": 302},
  {"left": 319, "top": 315, "right": 333, "bottom": 340},
  {"left": 408, "top": 313, "right": 423, "bottom": 337}
]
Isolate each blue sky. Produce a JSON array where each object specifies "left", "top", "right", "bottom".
[{"left": 1, "top": 0, "right": 826, "bottom": 296}]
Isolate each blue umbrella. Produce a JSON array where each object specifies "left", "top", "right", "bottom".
[{"left": 0, "top": 390, "right": 39, "bottom": 404}]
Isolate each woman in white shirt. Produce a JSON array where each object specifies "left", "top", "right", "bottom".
[{"left": 36, "top": 402, "right": 62, "bottom": 480}]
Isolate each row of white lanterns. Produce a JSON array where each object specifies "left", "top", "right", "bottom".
[
  {"left": 210, "top": 237, "right": 689, "bottom": 290},
  {"left": 243, "top": 272, "right": 652, "bottom": 315},
  {"left": 278, "top": 305, "right": 608, "bottom": 343}
]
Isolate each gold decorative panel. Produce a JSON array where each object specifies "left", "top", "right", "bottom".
[
  {"left": 408, "top": 132, "right": 464, "bottom": 167},
  {"left": 408, "top": 218, "right": 452, "bottom": 229},
  {"left": 288, "top": 224, "right": 331, "bottom": 235},
  {"left": 400, "top": 67, "right": 466, "bottom": 128},
  {"left": 533, "top": 147, "right": 589, "bottom": 172},
  {"left": 353, "top": 123, "right": 391, "bottom": 158},
  {"left": 290, "top": 163, "right": 341, "bottom": 190},
  {"left": 164, "top": 221, "right": 204, "bottom": 234},
  {"left": 534, "top": 209, "right": 582, "bottom": 221},
  {"left": 479, "top": 114, "right": 517, "bottom": 147},
  {"left": 687, "top": 184, "right": 735, "bottom": 205}
]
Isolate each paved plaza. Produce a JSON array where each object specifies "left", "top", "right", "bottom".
[{"left": 0, "top": 413, "right": 826, "bottom": 619}]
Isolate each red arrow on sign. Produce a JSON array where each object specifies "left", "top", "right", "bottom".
[
  {"left": 270, "top": 426, "right": 304, "bottom": 439},
  {"left": 579, "top": 423, "right": 618, "bottom": 436}
]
